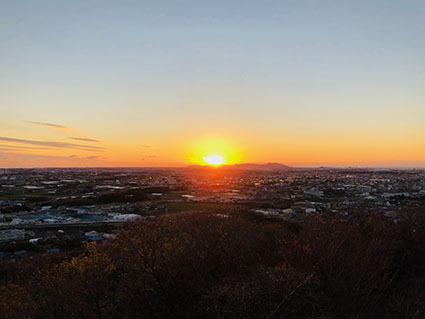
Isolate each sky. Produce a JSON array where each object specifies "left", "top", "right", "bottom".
[{"left": 1, "top": 0, "right": 425, "bottom": 168}]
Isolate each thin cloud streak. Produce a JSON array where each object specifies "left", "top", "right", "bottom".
[
  {"left": 0, "top": 152, "right": 116, "bottom": 168},
  {"left": 69, "top": 137, "right": 100, "bottom": 143},
  {"left": 0, "top": 148, "right": 24, "bottom": 152},
  {"left": 140, "top": 155, "right": 157, "bottom": 161},
  {"left": 0, "top": 144, "right": 52, "bottom": 150},
  {"left": 86, "top": 156, "right": 100, "bottom": 160},
  {"left": 0, "top": 152, "right": 101, "bottom": 162},
  {"left": 28, "top": 121, "right": 69, "bottom": 129},
  {"left": 0, "top": 136, "right": 105, "bottom": 152}
]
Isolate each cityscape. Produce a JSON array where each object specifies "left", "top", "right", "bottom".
[
  {"left": 1, "top": 0, "right": 425, "bottom": 318},
  {"left": 1, "top": 165, "right": 424, "bottom": 260},
  {"left": 1, "top": 165, "right": 424, "bottom": 317}
]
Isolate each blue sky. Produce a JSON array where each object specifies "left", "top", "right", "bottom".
[{"left": 0, "top": 0, "right": 424, "bottom": 167}]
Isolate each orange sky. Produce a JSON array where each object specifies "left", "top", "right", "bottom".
[
  {"left": 0, "top": 118, "right": 424, "bottom": 168},
  {"left": 1, "top": 1, "right": 425, "bottom": 168}
]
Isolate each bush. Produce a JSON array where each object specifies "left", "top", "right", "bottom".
[{"left": 0, "top": 211, "right": 424, "bottom": 318}]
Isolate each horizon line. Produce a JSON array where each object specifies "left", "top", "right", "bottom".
[{"left": 1, "top": 164, "right": 425, "bottom": 170}]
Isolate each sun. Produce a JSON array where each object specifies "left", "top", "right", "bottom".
[
  {"left": 203, "top": 154, "right": 226, "bottom": 166},
  {"left": 186, "top": 137, "right": 243, "bottom": 166}
]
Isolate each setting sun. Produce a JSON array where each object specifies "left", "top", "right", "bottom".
[
  {"left": 203, "top": 154, "right": 225, "bottom": 166},
  {"left": 185, "top": 137, "right": 243, "bottom": 166}
]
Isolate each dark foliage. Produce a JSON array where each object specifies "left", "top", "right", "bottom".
[{"left": 0, "top": 211, "right": 424, "bottom": 318}]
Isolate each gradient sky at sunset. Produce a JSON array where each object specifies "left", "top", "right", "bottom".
[{"left": 1, "top": 0, "right": 425, "bottom": 168}]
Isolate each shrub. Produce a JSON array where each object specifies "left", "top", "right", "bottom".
[{"left": 0, "top": 211, "right": 424, "bottom": 318}]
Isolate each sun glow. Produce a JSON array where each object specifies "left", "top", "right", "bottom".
[
  {"left": 203, "top": 154, "right": 225, "bottom": 166},
  {"left": 185, "top": 137, "right": 244, "bottom": 166}
]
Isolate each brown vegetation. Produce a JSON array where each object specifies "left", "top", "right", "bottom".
[{"left": 1, "top": 211, "right": 424, "bottom": 318}]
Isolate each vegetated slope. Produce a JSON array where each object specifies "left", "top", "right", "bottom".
[{"left": 0, "top": 211, "right": 424, "bottom": 319}]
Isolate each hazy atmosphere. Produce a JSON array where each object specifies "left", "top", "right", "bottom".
[{"left": 1, "top": 0, "right": 425, "bottom": 168}]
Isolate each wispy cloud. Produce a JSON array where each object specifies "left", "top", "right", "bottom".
[
  {"left": 86, "top": 156, "right": 100, "bottom": 160},
  {"left": 0, "top": 147, "right": 23, "bottom": 152},
  {"left": 27, "top": 121, "right": 69, "bottom": 129},
  {"left": 0, "top": 144, "right": 52, "bottom": 150},
  {"left": 0, "top": 136, "right": 105, "bottom": 152},
  {"left": 0, "top": 152, "right": 115, "bottom": 168},
  {"left": 69, "top": 137, "right": 100, "bottom": 143},
  {"left": 140, "top": 155, "right": 157, "bottom": 161}
]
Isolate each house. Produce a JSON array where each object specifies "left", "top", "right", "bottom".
[{"left": 0, "top": 229, "right": 25, "bottom": 241}]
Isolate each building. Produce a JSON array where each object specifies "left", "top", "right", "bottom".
[{"left": 0, "top": 229, "right": 25, "bottom": 241}]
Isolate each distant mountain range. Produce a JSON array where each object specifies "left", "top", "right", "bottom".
[
  {"left": 188, "top": 162, "right": 293, "bottom": 171},
  {"left": 229, "top": 162, "right": 292, "bottom": 170}
]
